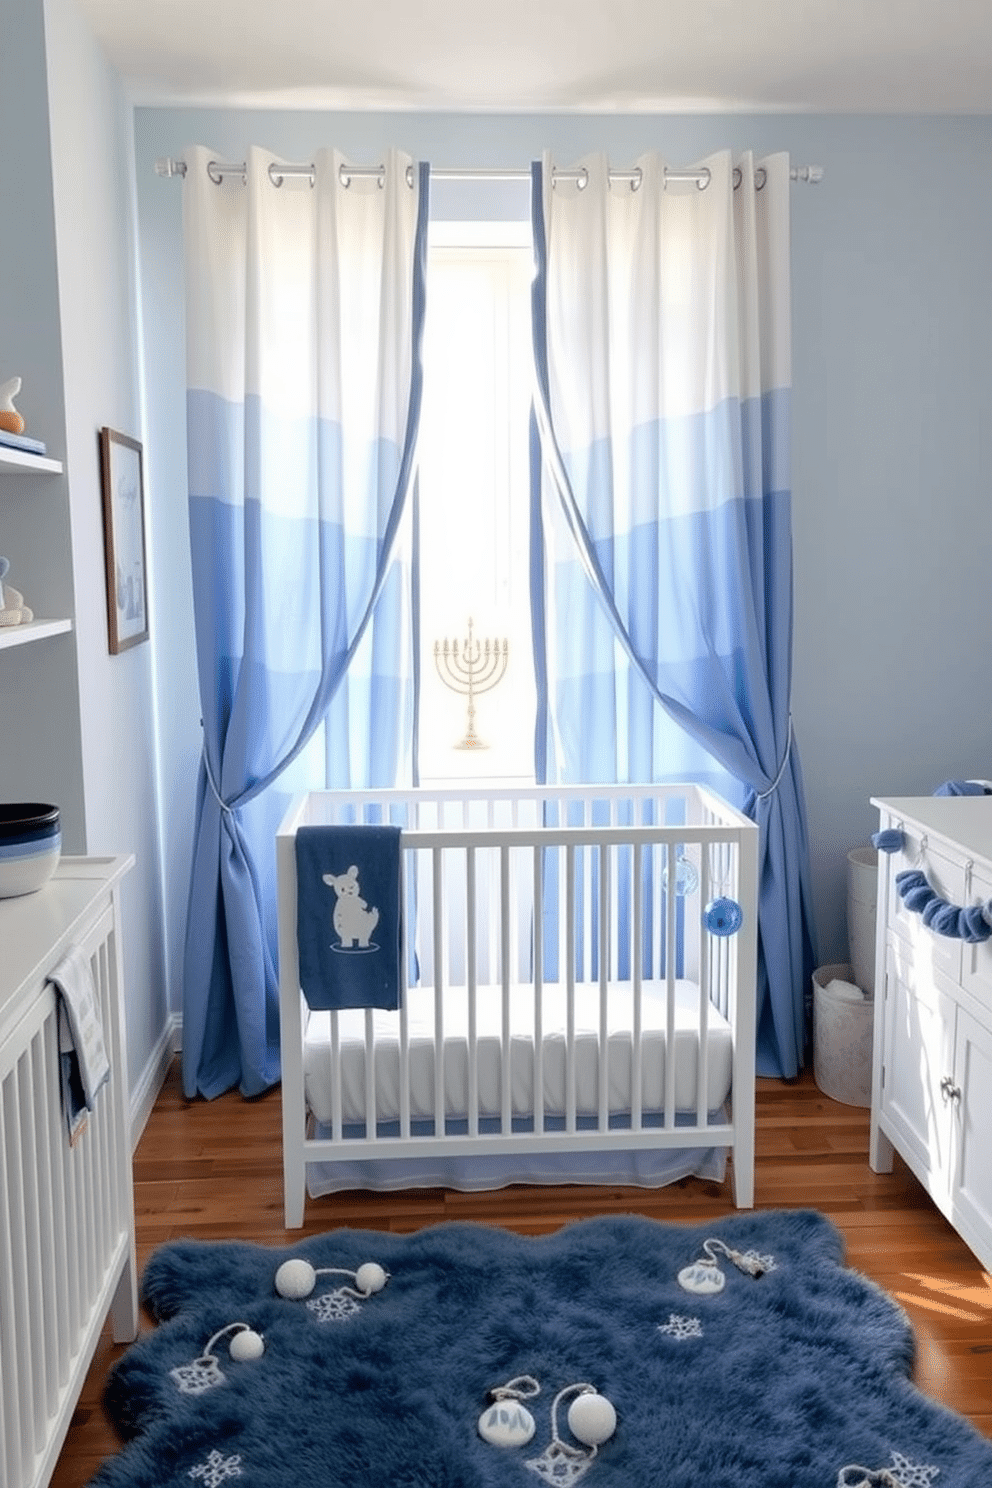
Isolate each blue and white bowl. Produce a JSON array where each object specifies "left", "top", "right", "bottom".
[{"left": 0, "top": 803, "right": 61, "bottom": 898}]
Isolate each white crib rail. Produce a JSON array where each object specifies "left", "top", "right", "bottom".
[{"left": 278, "top": 785, "right": 758, "bottom": 1225}]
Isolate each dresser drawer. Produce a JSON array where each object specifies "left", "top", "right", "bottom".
[
  {"left": 962, "top": 858, "right": 992, "bottom": 1010},
  {"left": 884, "top": 827, "right": 965, "bottom": 985}
]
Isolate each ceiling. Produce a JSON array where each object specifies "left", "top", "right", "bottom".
[{"left": 74, "top": 0, "right": 992, "bottom": 114}]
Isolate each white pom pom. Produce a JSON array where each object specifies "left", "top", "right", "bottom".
[
  {"left": 275, "top": 1258, "right": 316, "bottom": 1299},
  {"left": 354, "top": 1262, "right": 388, "bottom": 1296},
  {"left": 229, "top": 1328, "right": 265, "bottom": 1361},
  {"left": 567, "top": 1391, "right": 616, "bottom": 1447}
]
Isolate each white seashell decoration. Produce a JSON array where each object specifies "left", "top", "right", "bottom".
[
  {"left": 677, "top": 1260, "right": 726, "bottom": 1295},
  {"left": 478, "top": 1401, "right": 537, "bottom": 1447}
]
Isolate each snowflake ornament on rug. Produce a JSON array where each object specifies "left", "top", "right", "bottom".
[
  {"left": 306, "top": 1288, "right": 363, "bottom": 1323},
  {"left": 170, "top": 1356, "right": 225, "bottom": 1395},
  {"left": 836, "top": 1451, "right": 940, "bottom": 1488},
  {"left": 188, "top": 1448, "right": 243, "bottom": 1486},
  {"left": 525, "top": 1439, "right": 596, "bottom": 1485},
  {"left": 657, "top": 1313, "right": 703, "bottom": 1340},
  {"left": 169, "top": 1323, "right": 265, "bottom": 1394}
]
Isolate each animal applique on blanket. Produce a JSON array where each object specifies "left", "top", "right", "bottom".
[
  {"left": 295, "top": 824, "right": 402, "bottom": 1011},
  {"left": 323, "top": 864, "right": 381, "bottom": 948}
]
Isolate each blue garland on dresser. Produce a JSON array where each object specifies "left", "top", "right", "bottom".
[{"left": 894, "top": 870, "right": 992, "bottom": 943}]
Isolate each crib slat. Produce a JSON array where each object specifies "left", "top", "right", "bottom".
[
  {"left": 632, "top": 841, "right": 644, "bottom": 1132},
  {"left": 433, "top": 846, "right": 445, "bottom": 1138},
  {"left": 28, "top": 1033, "right": 59, "bottom": 1425},
  {"left": 59, "top": 1069, "right": 81, "bottom": 1350},
  {"left": 664, "top": 840, "right": 677, "bottom": 1130},
  {"left": 697, "top": 844, "right": 712, "bottom": 1127},
  {"left": 0, "top": 1076, "right": 21, "bottom": 1488},
  {"left": 96, "top": 940, "right": 118, "bottom": 1247},
  {"left": 91, "top": 952, "right": 110, "bottom": 1269},
  {"left": 565, "top": 844, "right": 577, "bottom": 1134},
  {"left": 653, "top": 827, "right": 663, "bottom": 980},
  {"left": 532, "top": 845, "right": 545, "bottom": 1137},
  {"left": 582, "top": 798, "right": 592, "bottom": 983},
  {"left": 19, "top": 1042, "right": 48, "bottom": 1453},
  {"left": 556, "top": 808, "right": 567, "bottom": 986},
  {"left": 40, "top": 1010, "right": 70, "bottom": 1394},
  {"left": 598, "top": 844, "right": 610, "bottom": 1132},
  {"left": 612, "top": 798, "right": 623, "bottom": 983},
  {"left": 398, "top": 851, "right": 412, "bottom": 1141},
  {"left": 330, "top": 1010, "right": 342, "bottom": 1142},
  {"left": 364, "top": 1009, "right": 376, "bottom": 1142},
  {"left": 3, "top": 1058, "right": 33, "bottom": 1474},
  {"left": 78, "top": 1096, "right": 96, "bottom": 1312},
  {"left": 487, "top": 799, "right": 497, "bottom": 985},
  {"left": 500, "top": 844, "right": 511, "bottom": 1133},
  {"left": 466, "top": 847, "right": 479, "bottom": 1139}
]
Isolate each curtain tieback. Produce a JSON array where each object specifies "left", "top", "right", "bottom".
[
  {"left": 202, "top": 741, "right": 235, "bottom": 816},
  {"left": 755, "top": 715, "right": 793, "bottom": 801}
]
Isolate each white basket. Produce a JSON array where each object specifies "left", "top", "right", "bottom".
[
  {"left": 847, "top": 846, "right": 878, "bottom": 995},
  {"left": 813, "top": 962, "right": 874, "bottom": 1107}
]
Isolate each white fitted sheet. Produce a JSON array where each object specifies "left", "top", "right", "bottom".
[{"left": 303, "top": 979, "right": 733, "bottom": 1127}]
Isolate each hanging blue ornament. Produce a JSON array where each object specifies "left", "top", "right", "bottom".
[
  {"left": 663, "top": 854, "right": 700, "bottom": 897},
  {"left": 704, "top": 897, "right": 743, "bottom": 937}
]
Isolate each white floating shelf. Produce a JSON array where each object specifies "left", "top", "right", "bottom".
[
  {"left": 0, "top": 619, "right": 72, "bottom": 650},
  {"left": 0, "top": 447, "right": 63, "bottom": 476}
]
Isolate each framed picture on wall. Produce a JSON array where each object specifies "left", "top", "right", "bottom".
[{"left": 99, "top": 426, "right": 149, "bottom": 653}]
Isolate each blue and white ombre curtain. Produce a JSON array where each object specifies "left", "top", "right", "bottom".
[
  {"left": 531, "top": 151, "right": 817, "bottom": 1077},
  {"left": 181, "top": 147, "right": 428, "bottom": 1097}
]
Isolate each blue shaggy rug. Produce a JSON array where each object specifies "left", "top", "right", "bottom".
[{"left": 90, "top": 1210, "right": 992, "bottom": 1488}]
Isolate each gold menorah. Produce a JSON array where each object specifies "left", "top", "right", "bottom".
[{"left": 434, "top": 617, "right": 509, "bottom": 750}]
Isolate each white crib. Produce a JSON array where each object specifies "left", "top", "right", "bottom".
[{"left": 277, "top": 784, "right": 759, "bottom": 1228}]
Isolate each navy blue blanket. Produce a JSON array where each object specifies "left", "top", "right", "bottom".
[{"left": 295, "top": 824, "right": 402, "bottom": 1011}]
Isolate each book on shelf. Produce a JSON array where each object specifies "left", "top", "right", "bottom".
[{"left": 0, "top": 428, "right": 48, "bottom": 456}]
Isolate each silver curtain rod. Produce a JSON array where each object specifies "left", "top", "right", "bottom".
[{"left": 155, "top": 157, "right": 823, "bottom": 190}]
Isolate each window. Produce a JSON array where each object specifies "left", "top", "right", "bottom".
[{"left": 416, "top": 222, "right": 537, "bottom": 784}]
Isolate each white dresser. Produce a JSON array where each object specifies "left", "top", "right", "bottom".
[
  {"left": 0, "top": 856, "right": 138, "bottom": 1488},
  {"left": 869, "top": 796, "right": 992, "bottom": 1272}
]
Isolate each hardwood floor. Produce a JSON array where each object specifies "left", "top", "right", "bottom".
[{"left": 51, "top": 1062, "right": 992, "bottom": 1484}]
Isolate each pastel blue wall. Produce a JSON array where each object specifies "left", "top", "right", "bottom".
[
  {"left": 133, "top": 108, "right": 992, "bottom": 994},
  {"left": 45, "top": 0, "right": 171, "bottom": 1125}
]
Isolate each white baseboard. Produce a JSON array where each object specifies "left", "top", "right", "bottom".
[{"left": 129, "top": 1012, "right": 181, "bottom": 1152}]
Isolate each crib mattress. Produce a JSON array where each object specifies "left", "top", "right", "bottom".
[{"left": 303, "top": 979, "right": 733, "bottom": 1127}]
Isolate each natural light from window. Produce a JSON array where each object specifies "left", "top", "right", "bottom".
[{"left": 416, "top": 221, "right": 537, "bottom": 785}]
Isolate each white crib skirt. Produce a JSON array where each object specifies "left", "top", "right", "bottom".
[
  {"left": 305, "top": 1131, "right": 727, "bottom": 1195},
  {"left": 302, "top": 978, "right": 733, "bottom": 1128}
]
